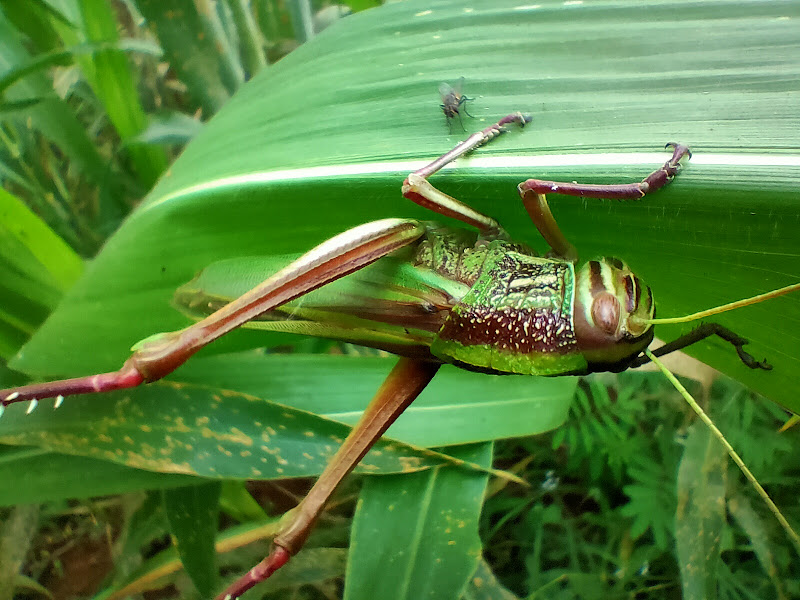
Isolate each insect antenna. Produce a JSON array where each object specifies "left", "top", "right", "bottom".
[
  {"left": 645, "top": 349, "right": 800, "bottom": 556},
  {"left": 636, "top": 282, "right": 800, "bottom": 325},
  {"left": 626, "top": 282, "right": 800, "bottom": 371}
]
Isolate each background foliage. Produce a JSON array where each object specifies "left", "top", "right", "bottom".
[{"left": 0, "top": 1, "right": 798, "bottom": 599}]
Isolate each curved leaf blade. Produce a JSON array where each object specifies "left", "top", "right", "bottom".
[
  {"left": 163, "top": 481, "right": 221, "bottom": 597},
  {"left": 347, "top": 443, "right": 492, "bottom": 600},
  {"left": 0, "top": 354, "right": 575, "bottom": 479},
  {"left": 0, "top": 445, "right": 199, "bottom": 506}
]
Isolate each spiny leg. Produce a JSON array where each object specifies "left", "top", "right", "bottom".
[
  {"left": 402, "top": 113, "right": 531, "bottom": 239},
  {"left": 216, "top": 357, "right": 441, "bottom": 600},
  {"left": 630, "top": 323, "right": 772, "bottom": 370},
  {"left": 0, "top": 219, "right": 425, "bottom": 412},
  {"left": 517, "top": 144, "right": 691, "bottom": 261}
]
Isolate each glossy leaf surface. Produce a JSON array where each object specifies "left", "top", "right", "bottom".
[{"left": 0, "top": 2, "right": 797, "bottom": 598}]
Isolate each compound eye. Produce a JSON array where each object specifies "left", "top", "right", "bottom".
[{"left": 591, "top": 292, "right": 621, "bottom": 336}]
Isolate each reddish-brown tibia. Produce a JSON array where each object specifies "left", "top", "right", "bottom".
[
  {"left": 402, "top": 112, "right": 532, "bottom": 238},
  {"left": 215, "top": 358, "right": 440, "bottom": 600},
  {"left": 515, "top": 143, "right": 691, "bottom": 262},
  {"left": 0, "top": 219, "right": 425, "bottom": 411},
  {"left": 518, "top": 142, "right": 691, "bottom": 200}
]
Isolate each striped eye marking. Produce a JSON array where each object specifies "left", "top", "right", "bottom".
[
  {"left": 580, "top": 258, "right": 654, "bottom": 340},
  {"left": 602, "top": 256, "right": 625, "bottom": 270},
  {"left": 588, "top": 260, "right": 606, "bottom": 296},
  {"left": 623, "top": 274, "right": 643, "bottom": 314}
]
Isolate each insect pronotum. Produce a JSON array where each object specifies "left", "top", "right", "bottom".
[{"left": 1, "top": 113, "right": 798, "bottom": 599}]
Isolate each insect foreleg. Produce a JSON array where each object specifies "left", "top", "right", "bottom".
[
  {"left": 519, "top": 191, "right": 578, "bottom": 262},
  {"left": 517, "top": 144, "right": 691, "bottom": 261},
  {"left": 519, "top": 143, "right": 691, "bottom": 201},
  {"left": 630, "top": 323, "right": 771, "bottom": 370},
  {"left": 402, "top": 113, "right": 531, "bottom": 238},
  {"left": 625, "top": 282, "right": 800, "bottom": 371},
  {"left": 215, "top": 357, "right": 441, "bottom": 600}
]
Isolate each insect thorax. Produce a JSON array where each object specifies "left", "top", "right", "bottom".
[{"left": 428, "top": 240, "right": 587, "bottom": 376}]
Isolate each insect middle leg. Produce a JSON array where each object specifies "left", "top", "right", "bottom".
[
  {"left": 403, "top": 115, "right": 690, "bottom": 263},
  {"left": 0, "top": 218, "right": 426, "bottom": 408}
]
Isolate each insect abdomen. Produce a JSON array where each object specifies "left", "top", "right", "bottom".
[{"left": 430, "top": 245, "right": 587, "bottom": 375}]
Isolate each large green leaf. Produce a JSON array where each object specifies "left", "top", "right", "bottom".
[
  {"left": 162, "top": 481, "right": 221, "bottom": 597},
  {"left": 347, "top": 443, "right": 492, "bottom": 600},
  {"left": 0, "top": 445, "right": 199, "bottom": 506},
  {"left": 2, "top": 1, "right": 797, "bottom": 597},
  {"left": 8, "top": 0, "right": 799, "bottom": 415},
  {"left": 0, "top": 354, "right": 574, "bottom": 480}
]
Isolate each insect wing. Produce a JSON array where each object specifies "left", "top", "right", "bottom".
[{"left": 173, "top": 253, "right": 468, "bottom": 355}]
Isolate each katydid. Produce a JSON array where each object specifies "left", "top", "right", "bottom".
[{"left": 1, "top": 113, "right": 799, "bottom": 599}]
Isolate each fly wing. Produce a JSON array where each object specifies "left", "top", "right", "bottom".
[
  {"left": 438, "top": 81, "right": 455, "bottom": 100},
  {"left": 174, "top": 251, "right": 468, "bottom": 356}
]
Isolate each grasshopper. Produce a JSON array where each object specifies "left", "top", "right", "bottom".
[{"left": 1, "top": 113, "right": 798, "bottom": 599}]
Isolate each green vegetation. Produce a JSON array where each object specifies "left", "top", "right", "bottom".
[{"left": 0, "top": 1, "right": 798, "bottom": 598}]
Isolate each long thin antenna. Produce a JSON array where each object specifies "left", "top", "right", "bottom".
[
  {"left": 645, "top": 349, "right": 800, "bottom": 556},
  {"left": 639, "top": 283, "right": 800, "bottom": 325}
]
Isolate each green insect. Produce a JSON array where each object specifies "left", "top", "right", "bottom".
[{"left": 1, "top": 113, "right": 797, "bottom": 599}]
